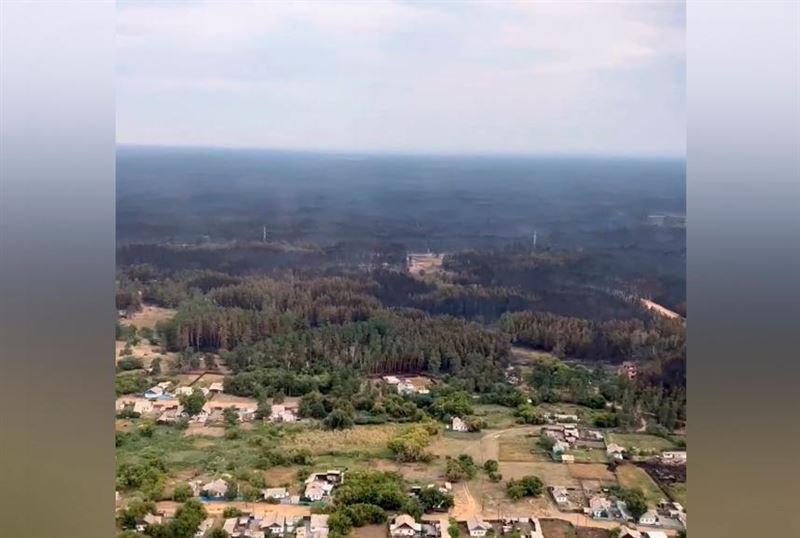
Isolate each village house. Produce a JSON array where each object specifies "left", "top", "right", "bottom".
[
  {"left": 551, "top": 440, "right": 570, "bottom": 460},
  {"left": 175, "top": 386, "right": 194, "bottom": 397},
  {"left": 660, "top": 451, "right": 687, "bottom": 463},
  {"left": 422, "top": 522, "right": 441, "bottom": 538},
  {"left": 559, "top": 454, "right": 575, "bottom": 463},
  {"left": 304, "top": 482, "right": 326, "bottom": 501},
  {"left": 310, "top": 514, "right": 329, "bottom": 538},
  {"left": 144, "top": 385, "right": 166, "bottom": 399},
  {"left": 263, "top": 487, "right": 289, "bottom": 501},
  {"left": 639, "top": 510, "right": 660, "bottom": 526},
  {"left": 195, "top": 518, "right": 215, "bottom": 538},
  {"left": 390, "top": 514, "right": 422, "bottom": 537},
  {"left": 586, "top": 495, "right": 613, "bottom": 519},
  {"left": 550, "top": 486, "right": 570, "bottom": 506},
  {"left": 466, "top": 517, "right": 492, "bottom": 537},
  {"left": 553, "top": 413, "right": 579, "bottom": 423},
  {"left": 606, "top": 443, "right": 626, "bottom": 460},
  {"left": 270, "top": 404, "right": 297, "bottom": 423},
  {"left": 451, "top": 416, "right": 469, "bottom": 432},
  {"left": 261, "top": 513, "right": 286, "bottom": 535},
  {"left": 202, "top": 478, "right": 228, "bottom": 499},
  {"left": 222, "top": 518, "right": 238, "bottom": 536},
  {"left": 209, "top": 382, "right": 224, "bottom": 393}
]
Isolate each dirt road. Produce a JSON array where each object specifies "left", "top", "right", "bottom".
[{"left": 156, "top": 501, "right": 311, "bottom": 518}]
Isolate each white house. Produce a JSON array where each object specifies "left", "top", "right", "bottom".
[
  {"left": 560, "top": 454, "right": 575, "bottom": 463},
  {"left": 466, "top": 517, "right": 491, "bottom": 537},
  {"left": 550, "top": 486, "right": 569, "bottom": 505},
  {"left": 202, "top": 478, "right": 228, "bottom": 498},
  {"left": 660, "top": 451, "right": 687, "bottom": 463},
  {"left": 587, "top": 495, "right": 612, "bottom": 518},
  {"left": 209, "top": 382, "right": 224, "bottom": 393},
  {"left": 644, "top": 532, "right": 669, "bottom": 538},
  {"left": 144, "top": 386, "right": 165, "bottom": 399},
  {"left": 452, "top": 417, "right": 469, "bottom": 432},
  {"left": 606, "top": 443, "right": 625, "bottom": 460},
  {"left": 390, "top": 514, "right": 422, "bottom": 537},
  {"left": 264, "top": 487, "right": 289, "bottom": 501},
  {"left": 639, "top": 510, "right": 660, "bottom": 526},
  {"left": 304, "top": 483, "right": 326, "bottom": 501}
]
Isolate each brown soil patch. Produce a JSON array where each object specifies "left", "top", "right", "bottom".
[
  {"left": 567, "top": 464, "right": 615, "bottom": 482},
  {"left": 353, "top": 524, "right": 388, "bottom": 538}
]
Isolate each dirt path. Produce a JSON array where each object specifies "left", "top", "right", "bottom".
[
  {"left": 641, "top": 299, "right": 681, "bottom": 320},
  {"left": 155, "top": 501, "right": 310, "bottom": 518}
]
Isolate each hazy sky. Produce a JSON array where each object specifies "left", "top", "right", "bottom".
[{"left": 117, "top": 1, "right": 685, "bottom": 157}]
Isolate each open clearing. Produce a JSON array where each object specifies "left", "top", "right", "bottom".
[
  {"left": 408, "top": 252, "right": 444, "bottom": 276},
  {"left": 120, "top": 305, "right": 177, "bottom": 329},
  {"left": 607, "top": 433, "right": 677, "bottom": 452},
  {"left": 353, "top": 524, "right": 389, "bottom": 538},
  {"left": 667, "top": 482, "right": 687, "bottom": 507},
  {"left": 616, "top": 464, "right": 666, "bottom": 507},
  {"left": 116, "top": 340, "right": 175, "bottom": 368},
  {"left": 567, "top": 464, "right": 615, "bottom": 482},
  {"left": 541, "top": 519, "right": 611, "bottom": 538},
  {"left": 641, "top": 299, "right": 681, "bottom": 320},
  {"left": 285, "top": 424, "right": 401, "bottom": 456},
  {"left": 498, "top": 435, "right": 540, "bottom": 462}
]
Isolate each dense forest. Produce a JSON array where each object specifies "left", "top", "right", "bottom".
[{"left": 116, "top": 149, "right": 686, "bottom": 433}]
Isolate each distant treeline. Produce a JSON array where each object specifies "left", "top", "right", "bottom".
[{"left": 500, "top": 311, "right": 685, "bottom": 364}]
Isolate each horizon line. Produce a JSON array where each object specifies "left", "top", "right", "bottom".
[{"left": 116, "top": 142, "right": 686, "bottom": 161}]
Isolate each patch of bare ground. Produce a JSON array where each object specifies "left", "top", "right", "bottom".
[
  {"left": 353, "top": 524, "right": 388, "bottom": 538},
  {"left": 116, "top": 340, "right": 175, "bottom": 368},
  {"left": 120, "top": 305, "right": 177, "bottom": 330},
  {"left": 567, "top": 464, "right": 616, "bottom": 482},
  {"left": 184, "top": 425, "right": 226, "bottom": 438}
]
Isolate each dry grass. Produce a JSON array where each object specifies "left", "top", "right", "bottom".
[
  {"left": 408, "top": 253, "right": 444, "bottom": 276},
  {"left": 500, "top": 461, "right": 580, "bottom": 488},
  {"left": 567, "top": 464, "right": 616, "bottom": 482},
  {"left": 184, "top": 425, "right": 226, "bottom": 438},
  {"left": 353, "top": 525, "right": 389, "bottom": 538},
  {"left": 115, "top": 340, "right": 175, "bottom": 368},
  {"left": 607, "top": 433, "right": 676, "bottom": 452},
  {"left": 616, "top": 464, "right": 666, "bottom": 507},
  {"left": 498, "top": 436, "right": 540, "bottom": 462},
  {"left": 286, "top": 424, "right": 402, "bottom": 455},
  {"left": 121, "top": 305, "right": 176, "bottom": 329}
]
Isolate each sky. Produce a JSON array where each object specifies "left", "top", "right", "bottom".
[{"left": 116, "top": 1, "right": 686, "bottom": 157}]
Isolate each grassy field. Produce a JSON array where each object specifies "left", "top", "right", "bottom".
[
  {"left": 498, "top": 436, "right": 540, "bottom": 462},
  {"left": 616, "top": 464, "right": 666, "bottom": 507},
  {"left": 607, "top": 433, "right": 677, "bottom": 452},
  {"left": 567, "top": 464, "right": 615, "bottom": 483},
  {"left": 668, "top": 482, "right": 687, "bottom": 508},
  {"left": 566, "top": 449, "right": 608, "bottom": 464},
  {"left": 472, "top": 404, "right": 518, "bottom": 429},
  {"left": 284, "top": 424, "right": 401, "bottom": 456}
]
